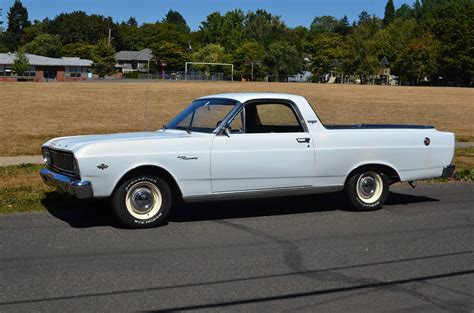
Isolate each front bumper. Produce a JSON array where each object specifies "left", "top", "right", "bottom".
[
  {"left": 40, "top": 169, "right": 93, "bottom": 199},
  {"left": 442, "top": 165, "right": 456, "bottom": 179}
]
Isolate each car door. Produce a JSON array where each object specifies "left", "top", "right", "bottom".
[{"left": 211, "top": 100, "right": 315, "bottom": 193}]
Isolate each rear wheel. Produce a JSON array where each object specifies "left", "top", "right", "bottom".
[
  {"left": 346, "top": 170, "right": 389, "bottom": 211},
  {"left": 112, "top": 175, "right": 171, "bottom": 228}
]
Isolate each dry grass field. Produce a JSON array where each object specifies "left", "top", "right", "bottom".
[{"left": 0, "top": 81, "right": 473, "bottom": 156}]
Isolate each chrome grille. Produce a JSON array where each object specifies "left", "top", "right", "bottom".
[{"left": 49, "top": 149, "right": 75, "bottom": 176}]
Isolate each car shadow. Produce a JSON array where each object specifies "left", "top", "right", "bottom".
[
  {"left": 385, "top": 191, "right": 439, "bottom": 206},
  {"left": 41, "top": 192, "right": 121, "bottom": 228},
  {"left": 41, "top": 191, "right": 439, "bottom": 228}
]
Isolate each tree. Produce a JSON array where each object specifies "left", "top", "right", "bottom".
[
  {"left": 91, "top": 39, "right": 116, "bottom": 77},
  {"left": 191, "top": 43, "right": 232, "bottom": 77},
  {"left": 267, "top": 41, "right": 302, "bottom": 80},
  {"left": 345, "top": 23, "right": 380, "bottom": 80},
  {"left": 44, "top": 11, "right": 122, "bottom": 48},
  {"left": 139, "top": 22, "right": 188, "bottom": 49},
  {"left": 414, "top": 0, "right": 422, "bottom": 19},
  {"left": 396, "top": 4, "right": 414, "bottom": 19},
  {"left": 335, "top": 15, "right": 351, "bottom": 36},
  {"left": 127, "top": 17, "right": 137, "bottom": 27},
  {"left": 373, "top": 17, "right": 417, "bottom": 82},
  {"left": 309, "top": 16, "right": 338, "bottom": 35},
  {"left": 192, "top": 43, "right": 231, "bottom": 63},
  {"left": 422, "top": 0, "right": 474, "bottom": 86},
  {"left": 22, "top": 33, "right": 62, "bottom": 57},
  {"left": 383, "top": 0, "right": 395, "bottom": 26},
  {"left": 4, "top": 0, "right": 30, "bottom": 50},
  {"left": 150, "top": 41, "right": 187, "bottom": 71},
  {"left": 244, "top": 10, "right": 288, "bottom": 46},
  {"left": 399, "top": 33, "right": 441, "bottom": 85},
  {"left": 357, "top": 11, "right": 371, "bottom": 25},
  {"left": 199, "top": 10, "right": 245, "bottom": 52},
  {"left": 235, "top": 40, "right": 266, "bottom": 80},
  {"left": 61, "top": 42, "right": 95, "bottom": 60},
  {"left": 12, "top": 48, "right": 29, "bottom": 77},
  {"left": 163, "top": 10, "right": 189, "bottom": 33},
  {"left": 310, "top": 33, "right": 345, "bottom": 77}
]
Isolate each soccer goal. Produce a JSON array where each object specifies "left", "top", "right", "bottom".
[{"left": 185, "top": 62, "right": 234, "bottom": 81}]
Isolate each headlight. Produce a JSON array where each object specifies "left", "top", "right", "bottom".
[{"left": 42, "top": 148, "right": 51, "bottom": 167}]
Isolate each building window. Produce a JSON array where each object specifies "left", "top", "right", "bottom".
[
  {"left": 24, "top": 66, "right": 36, "bottom": 77},
  {"left": 65, "top": 66, "right": 88, "bottom": 78},
  {"left": 0, "top": 65, "right": 13, "bottom": 77}
]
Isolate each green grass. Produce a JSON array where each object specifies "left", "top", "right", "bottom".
[
  {"left": 1, "top": 148, "right": 473, "bottom": 214},
  {"left": 0, "top": 164, "right": 84, "bottom": 214}
]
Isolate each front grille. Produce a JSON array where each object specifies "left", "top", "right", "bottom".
[{"left": 50, "top": 149, "right": 76, "bottom": 176}]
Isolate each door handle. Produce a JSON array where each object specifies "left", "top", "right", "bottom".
[{"left": 296, "top": 138, "right": 310, "bottom": 143}]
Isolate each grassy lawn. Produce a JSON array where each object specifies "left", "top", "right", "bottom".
[
  {"left": 0, "top": 82, "right": 473, "bottom": 156},
  {"left": 1, "top": 147, "right": 472, "bottom": 214}
]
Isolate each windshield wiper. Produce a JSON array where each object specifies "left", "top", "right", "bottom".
[{"left": 176, "top": 126, "right": 192, "bottom": 134}]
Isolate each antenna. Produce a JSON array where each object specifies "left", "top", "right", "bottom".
[{"left": 143, "top": 83, "right": 149, "bottom": 131}]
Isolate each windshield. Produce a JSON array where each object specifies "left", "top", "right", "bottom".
[{"left": 165, "top": 98, "right": 238, "bottom": 133}]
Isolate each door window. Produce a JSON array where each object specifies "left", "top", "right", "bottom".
[{"left": 230, "top": 102, "right": 304, "bottom": 133}]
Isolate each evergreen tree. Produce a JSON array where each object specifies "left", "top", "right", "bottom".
[
  {"left": 335, "top": 15, "right": 351, "bottom": 36},
  {"left": 127, "top": 17, "right": 137, "bottom": 27},
  {"left": 383, "top": 0, "right": 395, "bottom": 26},
  {"left": 5, "top": 0, "right": 30, "bottom": 51},
  {"left": 163, "top": 10, "right": 189, "bottom": 33},
  {"left": 91, "top": 39, "right": 116, "bottom": 78},
  {"left": 12, "top": 48, "right": 29, "bottom": 77}
]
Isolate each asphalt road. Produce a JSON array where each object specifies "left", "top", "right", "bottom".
[{"left": 1, "top": 182, "right": 473, "bottom": 312}]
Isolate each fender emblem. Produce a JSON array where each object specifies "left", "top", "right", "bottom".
[
  {"left": 177, "top": 156, "right": 198, "bottom": 160},
  {"left": 97, "top": 163, "right": 109, "bottom": 170}
]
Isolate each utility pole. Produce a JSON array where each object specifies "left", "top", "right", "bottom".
[{"left": 108, "top": 29, "right": 112, "bottom": 44}]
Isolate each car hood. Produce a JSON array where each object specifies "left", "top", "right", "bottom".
[{"left": 43, "top": 130, "right": 194, "bottom": 153}]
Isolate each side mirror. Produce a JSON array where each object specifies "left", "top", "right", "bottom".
[
  {"left": 219, "top": 125, "right": 231, "bottom": 137},
  {"left": 223, "top": 126, "right": 231, "bottom": 137}
]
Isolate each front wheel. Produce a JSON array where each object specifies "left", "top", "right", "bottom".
[
  {"left": 112, "top": 175, "right": 171, "bottom": 228},
  {"left": 345, "top": 170, "right": 389, "bottom": 211}
]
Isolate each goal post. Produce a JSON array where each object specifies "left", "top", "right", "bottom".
[{"left": 185, "top": 62, "right": 234, "bottom": 82}]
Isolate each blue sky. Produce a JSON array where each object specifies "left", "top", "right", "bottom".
[{"left": 1, "top": 0, "right": 412, "bottom": 30}]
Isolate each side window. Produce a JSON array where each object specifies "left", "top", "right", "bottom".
[
  {"left": 245, "top": 102, "right": 304, "bottom": 133},
  {"left": 229, "top": 111, "right": 244, "bottom": 133}
]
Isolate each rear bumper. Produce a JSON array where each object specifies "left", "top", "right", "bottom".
[
  {"left": 442, "top": 165, "right": 455, "bottom": 179},
  {"left": 40, "top": 169, "right": 93, "bottom": 199}
]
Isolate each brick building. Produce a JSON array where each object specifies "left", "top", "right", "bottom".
[{"left": 0, "top": 53, "right": 93, "bottom": 82}]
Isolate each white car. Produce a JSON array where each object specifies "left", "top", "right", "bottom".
[{"left": 40, "top": 93, "right": 455, "bottom": 228}]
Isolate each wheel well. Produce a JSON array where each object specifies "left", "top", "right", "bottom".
[
  {"left": 346, "top": 164, "right": 400, "bottom": 185},
  {"left": 114, "top": 165, "right": 183, "bottom": 200}
]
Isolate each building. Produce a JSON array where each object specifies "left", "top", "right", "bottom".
[
  {"left": 116, "top": 48, "right": 154, "bottom": 73},
  {"left": 0, "top": 53, "right": 93, "bottom": 82}
]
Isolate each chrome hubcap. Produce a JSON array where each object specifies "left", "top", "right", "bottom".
[
  {"left": 130, "top": 187, "right": 154, "bottom": 214},
  {"left": 358, "top": 176, "right": 376, "bottom": 198},
  {"left": 356, "top": 172, "right": 383, "bottom": 204},
  {"left": 125, "top": 181, "right": 162, "bottom": 220}
]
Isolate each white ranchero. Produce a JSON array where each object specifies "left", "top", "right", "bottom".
[{"left": 40, "top": 93, "right": 455, "bottom": 228}]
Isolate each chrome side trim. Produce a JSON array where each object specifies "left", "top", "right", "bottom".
[
  {"left": 40, "top": 169, "right": 93, "bottom": 199},
  {"left": 183, "top": 185, "right": 344, "bottom": 203}
]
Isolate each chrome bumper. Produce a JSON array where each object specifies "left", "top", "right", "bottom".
[
  {"left": 40, "top": 169, "right": 93, "bottom": 199},
  {"left": 442, "top": 165, "right": 455, "bottom": 179}
]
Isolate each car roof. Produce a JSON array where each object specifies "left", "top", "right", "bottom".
[{"left": 197, "top": 93, "right": 306, "bottom": 103}]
